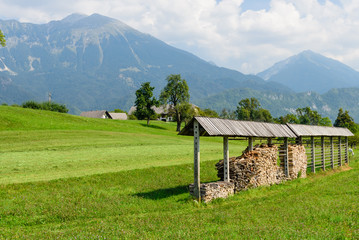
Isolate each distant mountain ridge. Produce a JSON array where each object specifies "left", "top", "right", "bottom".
[
  {"left": 257, "top": 50, "right": 359, "bottom": 93},
  {"left": 196, "top": 87, "right": 359, "bottom": 122},
  {"left": 0, "top": 13, "right": 285, "bottom": 114}
]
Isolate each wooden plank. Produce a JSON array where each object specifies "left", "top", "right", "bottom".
[
  {"left": 338, "top": 136, "right": 342, "bottom": 167},
  {"left": 284, "top": 137, "right": 289, "bottom": 177},
  {"left": 330, "top": 136, "right": 334, "bottom": 169},
  {"left": 311, "top": 136, "right": 315, "bottom": 173},
  {"left": 345, "top": 136, "right": 349, "bottom": 164},
  {"left": 193, "top": 120, "right": 201, "bottom": 201},
  {"left": 321, "top": 136, "right": 325, "bottom": 171},
  {"left": 223, "top": 136, "right": 230, "bottom": 182}
]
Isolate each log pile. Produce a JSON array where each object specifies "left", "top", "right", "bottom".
[
  {"left": 189, "top": 181, "right": 234, "bottom": 203},
  {"left": 280, "top": 144, "right": 307, "bottom": 179},
  {"left": 216, "top": 143, "right": 308, "bottom": 193},
  {"left": 216, "top": 144, "right": 280, "bottom": 192}
]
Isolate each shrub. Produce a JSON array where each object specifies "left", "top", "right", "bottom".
[{"left": 22, "top": 101, "right": 69, "bottom": 113}]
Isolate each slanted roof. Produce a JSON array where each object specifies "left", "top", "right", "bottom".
[
  {"left": 108, "top": 112, "right": 128, "bottom": 120},
  {"left": 179, "top": 117, "right": 297, "bottom": 138},
  {"left": 128, "top": 105, "right": 172, "bottom": 115},
  {"left": 80, "top": 110, "right": 112, "bottom": 119},
  {"left": 287, "top": 123, "right": 354, "bottom": 137}
]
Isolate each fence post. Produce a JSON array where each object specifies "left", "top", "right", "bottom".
[
  {"left": 321, "top": 136, "right": 325, "bottom": 171},
  {"left": 193, "top": 120, "right": 201, "bottom": 201},
  {"left": 284, "top": 137, "right": 289, "bottom": 177},
  {"left": 330, "top": 136, "right": 334, "bottom": 169},
  {"left": 223, "top": 136, "right": 230, "bottom": 182},
  {"left": 248, "top": 137, "right": 253, "bottom": 151},
  {"left": 345, "top": 137, "right": 349, "bottom": 164},
  {"left": 338, "top": 136, "right": 342, "bottom": 167},
  {"left": 311, "top": 136, "right": 315, "bottom": 173}
]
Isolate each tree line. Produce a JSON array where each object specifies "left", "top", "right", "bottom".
[{"left": 132, "top": 76, "right": 358, "bottom": 136}]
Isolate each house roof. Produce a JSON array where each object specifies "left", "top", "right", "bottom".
[
  {"left": 108, "top": 112, "right": 128, "bottom": 120},
  {"left": 179, "top": 117, "right": 353, "bottom": 138},
  {"left": 179, "top": 117, "right": 297, "bottom": 138},
  {"left": 80, "top": 110, "right": 112, "bottom": 119},
  {"left": 128, "top": 105, "right": 172, "bottom": 115}
]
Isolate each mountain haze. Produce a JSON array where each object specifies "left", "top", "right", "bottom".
[
  {"left": 0, "top": 13, "right": 285, "bottom": 113},
  {"left": 257, "top": 50, "right": 359, "bottom": 93}
]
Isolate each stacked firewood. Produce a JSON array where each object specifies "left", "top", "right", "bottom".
[
  {"left": 216, "top": 144, "right": 281, "bottom": 192},
  {"left": 280, "top": 144, "right": 307, "bottom": 179},
  {"left": 189, "top": 181, "right": 235, "bottom": 203}
]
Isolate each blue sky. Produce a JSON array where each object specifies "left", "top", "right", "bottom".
[{"left": 0, "top": 0, "right": 358, "bottom": 74}]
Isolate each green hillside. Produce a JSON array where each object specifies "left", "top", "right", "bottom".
[
  {"left": 0, "top": 106, "right": 358, "bottom": 239},
  {"left": 0, "top": 106, "right": 245, "bottom": 184}
]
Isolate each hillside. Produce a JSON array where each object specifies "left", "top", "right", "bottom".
[
  {"left": 257, "top": 50, "right": 359, "bottom": 93},
  {"left": 196, "top": 87, "right": 359, "bottom": 121},
  {"left": 0, "top": 14, "right": 286, "bottom": 114},
  {"left": 0, "top": 106, "right": 245, "bottom": 184},
  {"left": 0, "top": 106, "right": 358, "bottom": 238}
]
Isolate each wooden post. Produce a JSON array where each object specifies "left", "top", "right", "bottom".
[
  {"left": 345, "top": 136, "right": 349, "bottom": 164},
  {"left": 311, "top": 136, "right": 315, "bottom": 173},
  {"left": 284, "top": 137, "right": 289, "bottom": 177},
  {"left": 321, "top": 136, "right": 325, "bottom": 171},
  {"left": 338, "top": 136, "right": 342, "bottom": 167},
  {"left": 248, "top": 137, "right": 253, "bottom": 151},
  {"left": 330, "top": 136, "right": 334, "bottom": 169},
  {"left": 267, "top": 138, "right": 272, "bottom": 145},
  {"left": 193, "top": 120, "right": 201, "bottom": 201},
  {"left": 296, "top": 136, "right": 302, "bottom": 145},
  {"left": 223, "top": 136, "right": 230, "bottom": 182}
]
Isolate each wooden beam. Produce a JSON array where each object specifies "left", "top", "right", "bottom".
[
  {"left": 321, "top": 136, "right": 325, "bottom": 171},
  {"left": 330, "top": 136, "right": 334, "bottom": 169},
  {"left": 193, "top": 120, "right": 201, "bottom": 201},
  {"left": 248, "top": 137, "right": 253, "bottom": 151},
  {"left": 345, "top": 136, "right": 349, "bottom": 164},
  {"left": 223, "top": 136, "right": 230, "bottom": 182},
  {"left": 311, "top": 136, "right": 315, "bottom": 173},
  {"left": 284, "top": 137, "right": 289, "bottom": 177},
  {"left": 338, "top": 136, "right": 342, "bottom": 167}
]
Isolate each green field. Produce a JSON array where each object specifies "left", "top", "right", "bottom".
[{"left": 0, "top": 106, "right": 358, "bottom": 239}]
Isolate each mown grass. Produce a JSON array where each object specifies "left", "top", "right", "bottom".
[
  {"left": 0, "top": 106, "right": 246, "bottom": 184},
  {"left": 0, "top": 106, "right": 358, "bottom": 239},
  {"left": 0, "top": 159, "right": 358, "bottom": 239}
]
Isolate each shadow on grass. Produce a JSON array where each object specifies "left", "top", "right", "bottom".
[
  {"left": 139, "top": 123, "right": 167, "bottom": 130},
  {"left": 135, "top": 185, "right": 188, "bottom": 200}
]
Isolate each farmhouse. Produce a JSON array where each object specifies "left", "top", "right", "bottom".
[
  {"left": 179, "top": 117, "right": 353, "bottom": 202},
  {"left": 108, "top": 112, "right": 128, "bottom": 120},
  {"left": 128, "top": 105, "right": 173, "bottom": 122},
  {"left": 80, "top": 110, "right": 112, "bottom": 119}
]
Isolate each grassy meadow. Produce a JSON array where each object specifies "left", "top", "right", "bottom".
[{"left": 0, "top": 106, "right": 358, "bottom": 239}]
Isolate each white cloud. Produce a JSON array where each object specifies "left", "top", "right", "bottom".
[{"left": 1, "top": 0, "right": 359, "bottom": 74}]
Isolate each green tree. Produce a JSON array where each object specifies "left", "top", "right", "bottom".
[
  {"left": 199, "top": 108, "right": 219, "bottom": 118},
  {"left": 274, "top": 113, "right": 299, "bottom": 124},
  {"left": 134, "top": 82, "right": 159, "bottom": 125},
  {"left": 235, "top": 98, "right": 272, "bottom": 122},
  {"left": 220, "top": 108, "right": 236, "bottom": 120},
  {"left": 160, "top": 74, "right": 190, "bottom": 131},
  {"left": 334, "top": 108, "right": 357, "bottom": 133},
  {"left": 295, "top": 107, "right": 330, "bottom": 126},
  {"left": 0, "top": 30, "right": 5, "bottom": 47}
]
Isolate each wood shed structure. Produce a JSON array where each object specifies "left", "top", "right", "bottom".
[{"left": 179, "top": 117, "right": 353, "bottom": 201}]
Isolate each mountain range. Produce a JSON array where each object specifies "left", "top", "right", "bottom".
[
  {"left": 0, "top": 13, "right": 286, "bottom": 114},
  {"left": 1, "top": 13, "right": 359, "bottom": 121}
]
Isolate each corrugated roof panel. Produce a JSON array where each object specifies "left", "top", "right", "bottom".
[
  {"left": 287, "top": 124, "right": 354, "bottom": 137},
  {"left": 179, "top": 117, "right": 353, "bottom": 137},
  {"left": 193, "top": 117, "right": 297, "bottom": 138}
]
